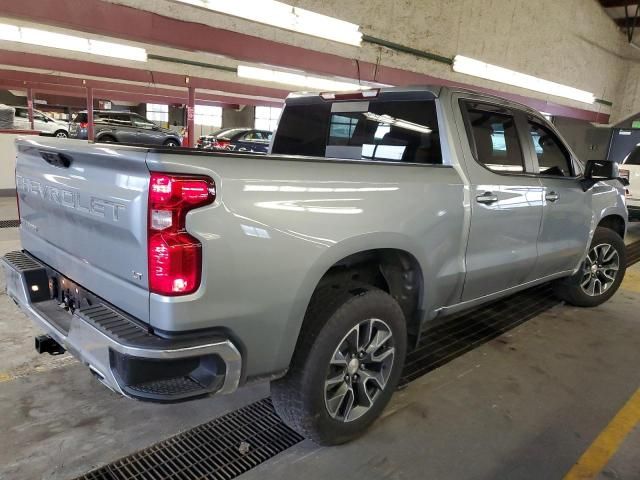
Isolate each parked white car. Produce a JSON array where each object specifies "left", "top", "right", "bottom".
[
  {"left": 621, "top": 145, "right": 640, "bottom": 220},
  {"left": 12, "top": 106, "right": 69, "bottom": 137}
]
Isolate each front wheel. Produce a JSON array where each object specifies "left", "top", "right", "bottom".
[
  {"left": 553, "top": 226, "right": 626, "bottom": 307},
  {"left": 271, "top": 285, "right": 407, "bottom": 445},
  {"left": 164, "top": 139, "right": 180, "bottom": 147},
  {"left": 54, "top": 130, "right": 68, "bottom": 138}
]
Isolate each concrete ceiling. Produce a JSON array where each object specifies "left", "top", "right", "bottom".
[
  {"left": 599, "top": 0, "right": 639, "bottom": 38},
  {"left": 0, "top": 0, "right": 618, "bottom": 122}
]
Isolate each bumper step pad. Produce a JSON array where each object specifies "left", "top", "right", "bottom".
[{"left": 2, "top": 250, "right": 240, "bottom": 403}]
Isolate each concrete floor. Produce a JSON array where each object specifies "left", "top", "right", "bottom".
[{"left": 1, "top": 196, "right": 640, "bottom": 479}]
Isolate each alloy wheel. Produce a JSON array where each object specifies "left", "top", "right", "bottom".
[
  {"left": 324, "top": 318, "right": 395, "bottom": 423},
  {"left": 580, "top": 243, "right": 620, "bottom": 297}
]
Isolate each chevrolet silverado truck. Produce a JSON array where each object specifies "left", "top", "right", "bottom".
[{"left": 2, "top": 86, "right": 629, "bottom": 445}]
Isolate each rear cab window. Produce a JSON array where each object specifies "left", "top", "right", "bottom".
[{"left": 272, "top": 93, "right": 442, "bottom": 164}]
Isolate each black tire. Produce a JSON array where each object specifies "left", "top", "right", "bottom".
[
  {"left": 553, "top": 226, "right": 626, "bottom": 307},
  {"left": 98, "top": 135, "right": 116, "bottom": 143},
  {"left": 164, "top": 139, "right": 180, "bottom": 147},
  {"left": 271, "top": 284, "right": 407, "bottom": 445},
  {"left": 54, "top": 130, "right": 68, "bottom": 138}
]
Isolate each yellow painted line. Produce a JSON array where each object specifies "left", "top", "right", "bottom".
[
  {"left": 564, "top": 388, "right": 640, "bottom": 480},
  {"left": 0, "top": 372, "right": 13, "bottom": 383}
]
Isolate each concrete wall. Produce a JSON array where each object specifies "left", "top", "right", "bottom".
[
  {"left": 222, "top": 106, "right": 255, "bottom": 129},
  {"left": 0, "top": 134, "right": 19, "bottom": 195},
  {"left": 553, "top": 117, "right": 612, "bottom": 163},
  {"left": 612, "top": 61, "right": 640, "bottom": 125},
  {"left": 0, "top": 91, "right": 24, "bottom": 107},
  {"left": 294, "top": 0, "right": 629, "bottom": 116},
  {"left": 106, "top": 0, "right": 635, "bottom": 119}
]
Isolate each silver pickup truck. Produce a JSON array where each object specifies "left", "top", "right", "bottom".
[{"left": 2, "top": 86, "right": 628, "bottom": 445}]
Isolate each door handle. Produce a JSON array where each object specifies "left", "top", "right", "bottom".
[
  {"left": 476, "top": 192, "right": 498, "bottom": 204},
  {"left": 546, "top": 191, "right": 559, "bottom": 203}
]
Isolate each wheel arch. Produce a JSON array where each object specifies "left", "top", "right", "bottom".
[
  {"left": 96, "top": 132, "right": 117, "bottom": 142},
  {"left": 275, "top": 236, "right": 428, "bottom": 372},
  {"left": 598, "top": 214, "right": 626, "bottom": 239}
]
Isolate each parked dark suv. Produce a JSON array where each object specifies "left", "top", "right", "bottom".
[{"left": 69, "top": 110, "right": 182, "bottom": 146}]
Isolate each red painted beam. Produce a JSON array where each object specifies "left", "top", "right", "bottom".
[
  {"left": 0, "top": 69, "right": 283, "bottom": 107},
  {"left": 0, "top": 51, "right": 290, "bottom": 101},
  {"left": 86, "top": 86, "right": 94, "bottom": 141},
  {"left": 27, "top": 87, "right": 34, "bottom": 129},
  {"left": 187, "top": 87, "right": 195, "bottom": 148},
  {"left": 0, "top": 0, "right": 363, "bottom": 82}
]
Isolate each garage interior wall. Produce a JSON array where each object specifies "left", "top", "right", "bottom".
[
  {"left": 615, "top": 62, "right": 640, "bottom": 124},
  {"left": 124, "top": 0, "right": 636, "bottom": 120},
  {"left": 290, "top": 0, "right": 634, "bottom": 121}
]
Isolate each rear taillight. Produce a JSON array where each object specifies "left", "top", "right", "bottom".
[
  {"left": 148, "top": 172, "right": 215, "bottom": 296},
  {"left": 79, "top": 122, "right": 88, "bottom": 129}
]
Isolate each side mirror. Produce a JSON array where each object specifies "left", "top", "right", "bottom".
[{"left": 581, "top": 160, "right": 623, "bottom": 191}]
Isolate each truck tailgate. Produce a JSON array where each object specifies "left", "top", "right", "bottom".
[{"left": 15, "top": 138, "right": 150, "bottom": 323}]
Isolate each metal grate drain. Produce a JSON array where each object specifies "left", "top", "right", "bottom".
[
  {"left": 75, "top": 240, "right": 640, "bottom": 480},
  {"left": 76, "top": 398, "right": 304, "bottom": 480},
  {"left": 0, "top": 219, "right": 19, "bottom": 228}
]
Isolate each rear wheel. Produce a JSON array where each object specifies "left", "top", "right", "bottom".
[
  {"left": 164, "top": 139, "right": 180, "bottom": 147},
  {"left": 271, "top": 285, "right": 407, "bottom": 445},
  {"left": 553, "top": 227, "right": 626, "bottom": 307},
  {"left": 98, "top": 135, "right": 116, "bottom": 143}
]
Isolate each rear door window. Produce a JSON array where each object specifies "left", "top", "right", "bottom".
[
  {"left": 528, "top": 121, "right": 574, "bottom": 177},
  {"left": 131, "top": 114, "right": 156, "bottom": 129},
  {"left": 106, "top": 113, "right": 133, "bottom": 127},
  {"left": 463, "top": 103, "right": 525, "bottom": 173}
]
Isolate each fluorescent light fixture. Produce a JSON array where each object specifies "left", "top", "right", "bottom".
[
  {"left": 0, "top": 23, "right": 147, "bottom": 62},
  {"left": 238, "top": 65, "right": 366, "bottom": 91},
  {"left": 174, "top": 0, "right": 362, "bottom": 46},
  {"left": 453, "top": 55, "right": 595, "bottom": 104}
]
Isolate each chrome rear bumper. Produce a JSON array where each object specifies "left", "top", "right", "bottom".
[{"left": 1, "top": 250, "right": 242, "bottom": 402}]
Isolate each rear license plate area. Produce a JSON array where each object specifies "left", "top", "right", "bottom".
[{"left": 51, "top": 273, "right": 97, "bottom": 314}]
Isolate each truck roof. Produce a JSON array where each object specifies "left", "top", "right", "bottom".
[{"left": 286, "top": 84, "right": 541, "bottom": 118}]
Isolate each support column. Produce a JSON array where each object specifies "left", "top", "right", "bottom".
[
  {"left": 26, "top": 87, "right": 34, "bottom": 130},
  {"left": 87, "top": 86, "right": 94, "bottom": 142},
  {"left": 187, "top": 87, "right": 195, "bottom": 148}
]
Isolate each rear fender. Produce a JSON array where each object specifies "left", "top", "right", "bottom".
[{"left": 273, "top": 232, "right": 428, "bottom": 371}]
